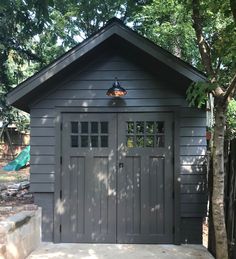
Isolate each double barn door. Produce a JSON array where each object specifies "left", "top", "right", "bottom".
[{"left": 60, "top": 113, "right": 173, "bottom": 243}]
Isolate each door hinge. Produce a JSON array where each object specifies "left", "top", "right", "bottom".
[
  {"left": 59, "top": 224, "right": 62, "bottom": 233},
  {"left": 60, "top": 122, "right": 63, "bottom": 131},
  {"left": 60, "top": 156, "right": 62, "bottom": 165},
  {"left": 172, "top": 191, "right": 175, "bottom": 199},
  {"left": 60, "top": 190, "right": 62, "bottom": 200},
  {"left": 172, "top": 226, "right": 175, "bottom": 234}
]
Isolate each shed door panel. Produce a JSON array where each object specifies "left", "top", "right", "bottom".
[
  {"left": 60, "top": 112, "right": 173, "bottom": 243},
  {"left": 61, "top": 113, "right": 117, "bottom": 243},
  {"left": 117, "top": 113, "right": 173, "bottom": 243}
]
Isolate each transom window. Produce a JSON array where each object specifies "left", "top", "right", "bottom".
[
  {"left": 70, "top": 121, "right": 109, "bottom": 148},
  {"left": 126, "top": 121, "right": 164, "bottom": 148}
]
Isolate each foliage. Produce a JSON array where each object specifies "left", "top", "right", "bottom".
[
  {"left": 186, "top": 82, "right": 217, "bottom": 108},
  {"left": 226, "top": 99, "right": 236, "bottom": 140},
  {"left": 133, "top": 0, "right": 202, "bottom": 66},
  {"left": 198, "top": 0, "right": 236, "bottom": 85},
  {"left": 0, "top": 0, "right": 51, "bottom": 131},
  {"left": 49, "top": 0, "right": 141, "bottom": 39},
  {"left": 133, "top": 0, "right": 236, "bottom": 110}
]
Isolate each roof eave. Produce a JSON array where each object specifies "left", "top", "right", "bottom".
[{"left": 7, "top": 19, "right": 206, "bottom": 109}]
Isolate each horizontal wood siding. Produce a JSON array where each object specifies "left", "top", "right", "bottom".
[
  {"left": 30, "top": 54, "right": 207, "bottom": 242},
  {"left": 181, "top": 218, "right": 203, "bottom": 244},
  {"left": 30, "top": 183, "right": 54, "bottom": 192},
  {"left": 180, "top": 107, "right": 207, "bottom": 241},
  {"left": 32, "top": 98, "right": 188, "bottom": 109},
  {"left": 30, "top": 121, "right": 55, "bottom": 189}
]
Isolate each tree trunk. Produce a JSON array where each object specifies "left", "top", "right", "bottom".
[
  {"left": 226, "top": 139, "right": 236, "bottom": 258},
  {"left": 212, "top": 101, "right": 228, "bottom": 259},
  {"left": 208, "top": 153, "right": 216, "bottom": 257}
]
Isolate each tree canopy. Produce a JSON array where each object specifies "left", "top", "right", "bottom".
[
  {"left": 134, "top": 0, "right": 236, "bottom": 84},
  {"left": 0, "top": 0, "right": 141, "bottom": 130},
  {"left": 0, "top": 0, "right": 49, "bottom": 129}
]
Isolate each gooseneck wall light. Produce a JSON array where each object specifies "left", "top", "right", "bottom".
[{"left": 106, "top": 77, "right": 127, "bottom": 97}]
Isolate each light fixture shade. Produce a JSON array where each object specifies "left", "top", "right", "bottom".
[{"left": 106, "top": 78, "right": 127, "bottom": 97}]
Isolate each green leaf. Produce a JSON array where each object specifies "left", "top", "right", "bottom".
[{"left": 186, "top": 81, "right": 217, "bottom": 108}]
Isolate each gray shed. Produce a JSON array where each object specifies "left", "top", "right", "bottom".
[{"left": 7, "top": 18, "right": 207, "bottom": 244}]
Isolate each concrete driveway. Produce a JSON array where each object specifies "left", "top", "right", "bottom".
[{"left": 27, "top": 243, "right": 214, "bottom": 259}]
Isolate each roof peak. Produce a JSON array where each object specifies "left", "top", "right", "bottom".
[
  {"left": 7, "top": 16, "right": 206, "bottom": 112},
  {"left": 105, "top": 17, "right": 124, "bottom": 26}
]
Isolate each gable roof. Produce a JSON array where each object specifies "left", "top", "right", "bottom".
[{"left": 7, "top": 17, "right": 206, "bottom": 112}]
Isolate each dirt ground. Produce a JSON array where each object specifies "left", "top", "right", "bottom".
[
  {"left": 0, "top": 161, "right": 30, "bottom": 184},
  {"left": 0, "top": 161, "right": 32, "bottom": 220}
]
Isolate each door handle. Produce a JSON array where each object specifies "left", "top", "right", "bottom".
[{"left": 119, "top": 163, "right": 124, "bottom": 169}]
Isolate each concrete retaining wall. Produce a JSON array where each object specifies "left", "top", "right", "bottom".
[{"left": 0, "top": 206, "right": 41, "bottom": 259}]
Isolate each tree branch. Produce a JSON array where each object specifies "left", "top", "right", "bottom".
[
  {"left": 230, "top": 0, "right": 236, "bottom": 24},
  {"left": 191, "top": 0, "right": 215, "bottom": 78},
  {"left": 215, "top": 58, "right": 222, "bottom": 76},
  {"left": 0, "top": 36, "right": 43, "bottom": 63},
  {"left": 223, "top": 72, "right": 236, "bottom": 103},
  {"left": 212, "top": 86, "right": 225, "bottom": 98}
]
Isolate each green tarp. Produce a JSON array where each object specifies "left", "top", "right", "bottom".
[{"left": 3, "top": 146, "right": 30, "bottom": 171}]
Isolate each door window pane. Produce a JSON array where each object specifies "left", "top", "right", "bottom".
[
  {"left": 126, "top": 120, "right": 165, "bottom": 148},
  {"left": 156, "top": 122, "right": 164, "bottom": 133},
  {"left": 127, "top": 122, "right": 134, "bottom": 134},
  {"left": 70, "top": 120, "right": 109, "bottom": 148},
  {"left": 91, "top": 136, "right": 98, "bottom": 147},
  {"left": 101, "top": 122, "right": 108, "bottom": 134},
  {"left": 156, "top": 135, "right": 165, "bottom": 147},
  {"left": 71, "top": 136, "right": 78, "bottom": 147},
  {"left": 81, "top": 122, "right": 88, "bottom": 134},
  {"left": 146, "top": 135, "right": 154, "bottom": 147},
  {"left": 136, "top": 121, "right": 144, "bottom": 134},
  {"left": 91, "top": 122, "right": 98, "bottom": 133},
  {"left": 71, "top": 122, "right": 78, "bottom": 133},
  {"left": 81, "top": 136, "right": 88, "bottom": 147},
  {"left": 127, "top": 136, "right": 134, "bottom": 148},
  {"left": 146, "top": 121, "right": 154, "bottom": 134},
  {"left": 101, "top": 136, "right": 108, "bottom": 147},
  {"left": 136, "top": 135, "right": 144, "bottom": 147}
]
